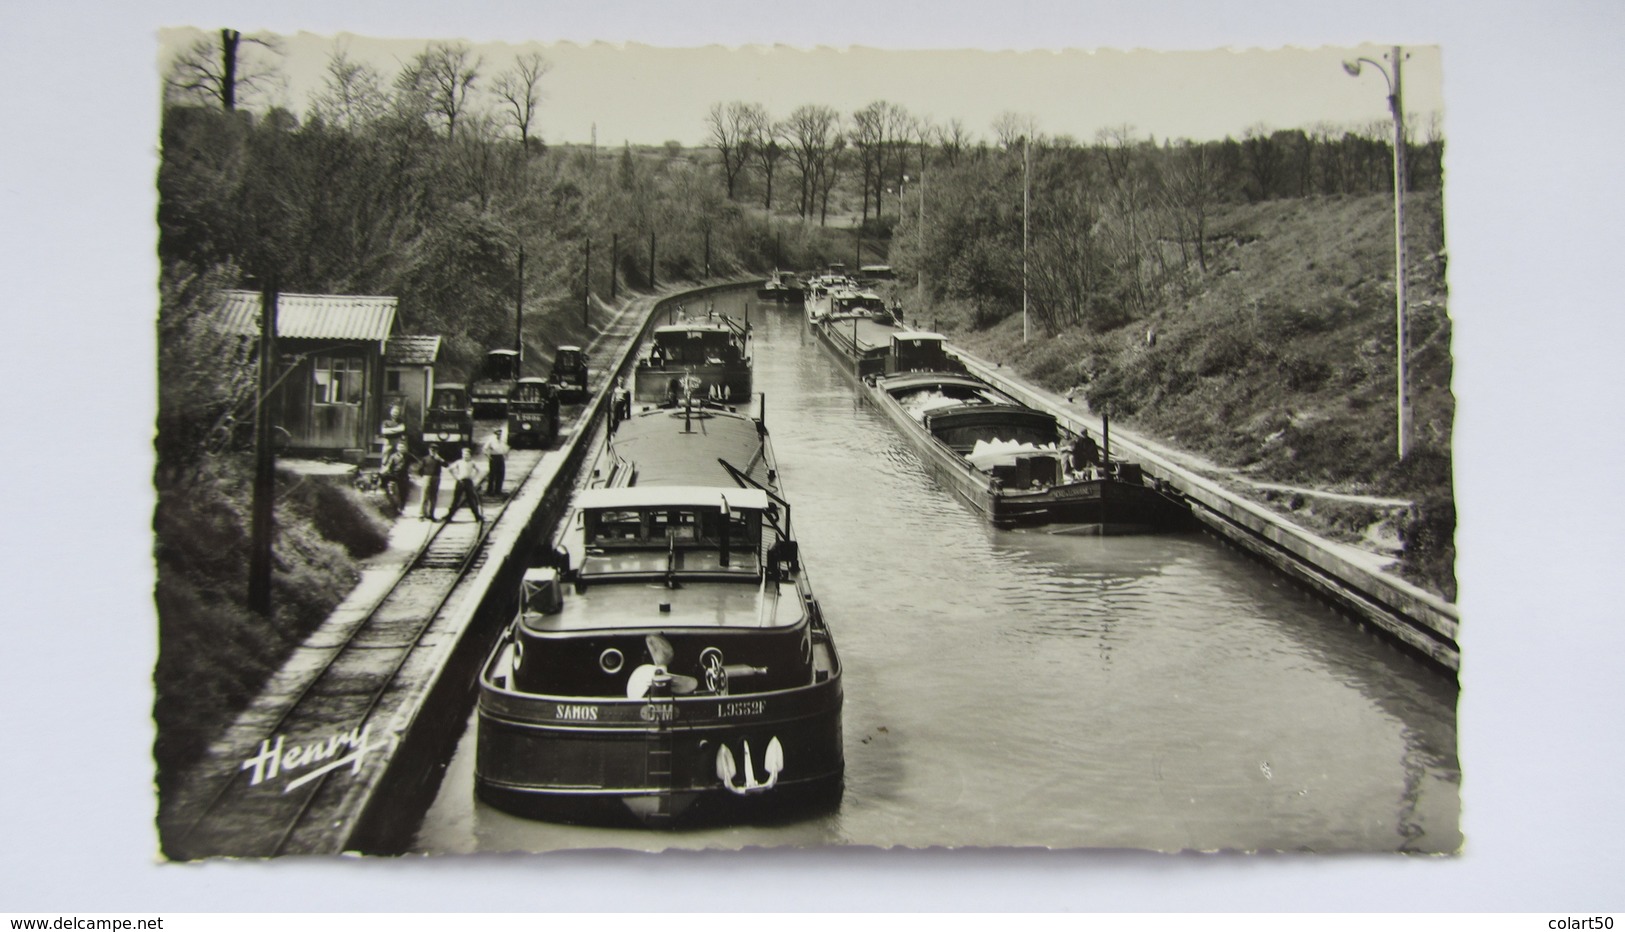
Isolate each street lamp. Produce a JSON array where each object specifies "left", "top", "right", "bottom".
[{"left": 1344, "top": 46, "right": 1410, "bottom": 461}]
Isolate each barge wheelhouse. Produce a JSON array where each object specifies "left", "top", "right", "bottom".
[
  {"left": 631, "top": 315, "right": 752, "bottom": 406},
  {"left": 810, "top": 290, "right": 904, "bottom": 380},
  {"left": 757, "top": 270, "right": 804, "bottom": 303},
  {"left": 475, "top": 398, "right": 842, "bottom": 827}
]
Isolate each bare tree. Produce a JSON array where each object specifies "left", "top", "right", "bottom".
[
  {"left": 1160, "top": 140, "right": 1223, "bottom": 274},
  {"left": 819, "top": 136, "right": 847, "bottom": 226},
  {"left": 938, "top": 118, "right": 972, "bottom": 167},
  {"left": 491, "top": 50, "right": 551, "bottom": 153},
  {"left": 397, "top": 42, "right": 483, "bottom": 139},
  {"left": 741, "top": 104, "right": 784, "bottom": 210},
  {"left": 850, "top": 103, "right": 884, "bottom": 220},
  {"left": 164, "top": 28, "right": 283, "bottom": 111},
  {"left": 909, "top": 116, "right": 936, "bottom": 178},
  {"left": 1093, "top": 125, "right": 1155, "bottom": 314},
  {"left": 784, "top": 104, "right": 839, "bottom": 219},
  {"left": 705, "top": 101, "right": 754, "bottom": 199},
  {"left": 991, "top": 111, "right": 1038, "bottom": 150},
  {"left": 879, "top": 103, "right": 912, "bottom": 218},
  {"left": 1241, "top": 123, "right": 1284, "bottom": 201},
  {"left": 1096, "top": 124, "right": 1138, "bottom": 187},
  {"left": 309, "top": 44, "right": 387, "bottom": 131}
]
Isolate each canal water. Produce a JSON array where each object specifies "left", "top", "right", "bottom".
[{"left": 414, "top": 289, "right": 1460, "bottom": 854}]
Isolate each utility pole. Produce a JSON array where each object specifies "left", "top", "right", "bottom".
[
  {"left": 220, "top": 29, "right": 241, "bottom": 112},
  {"left": 515, "top": 245, "right": 525, "bottom": 355},
  {"left": 583, "top": 238, "right": 591, "bottom": 328},
  {"left": 1022, "top": 135, "right": 1030, "bottom": 344},
  {"left": 247, "top": 282, "right": 278, "bottom": 617},
  {"left": 704, "top": 228, "right": 711, "bottom": 279},
  {"left": 649, "top": 231, "right": 656, "bottom": 290},
  {"left": 611, "top": 232, "right": 619, "bottom": 301},
  {"left": 918, "top": 170, "right": 927, "bottom": 296}
]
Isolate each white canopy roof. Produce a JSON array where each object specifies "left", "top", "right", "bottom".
[{"left": 575, "top": 486, "right": 771, "bottom": 511}]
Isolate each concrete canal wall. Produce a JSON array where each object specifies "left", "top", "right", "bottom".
[
  {"left": 953, "top": 349, "right": 1460, "bottom": 674},
  {"left": 344, "top": 279, "right": 758, "bottom": 854}
]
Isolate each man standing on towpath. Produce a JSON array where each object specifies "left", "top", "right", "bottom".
[
  {"left": 443, "top": 446, "right": 485, "bottom": 524},
  {"left": 483, "top": 426, "right": 509, "bottom": 497},
  {"left": 418, "top": 443, "right": 446, "bottom": 521}
]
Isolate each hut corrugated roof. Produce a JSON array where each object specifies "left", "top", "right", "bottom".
[
  {"left": 385, "top": 335, "right": 442, "bottom": 366},
  {"left": 214, "top": 290, "right": 397, "bottom": 342}
]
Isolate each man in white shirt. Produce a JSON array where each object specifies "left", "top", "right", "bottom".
[
  {"left": 483, "top": 427, "right": 510, "bottom": 496},
  {"left": 443, "top": 446, "right": 485, "bottom": 523}
]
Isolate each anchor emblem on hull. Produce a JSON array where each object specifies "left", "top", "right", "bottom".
[{"left": 715, "top": 736, "right": 784, "bottom": 795}]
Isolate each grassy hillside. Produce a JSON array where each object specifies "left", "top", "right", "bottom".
[
  {"left": 938, "top": 191, "right": 1455, "bottom": 599},
  {"left": 153, "top": 459, "right": 391, "bottom": 798}
]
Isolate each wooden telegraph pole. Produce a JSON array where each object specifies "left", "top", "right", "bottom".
[
  {"left": 584, "top": 238, "right": 592, "bottom": 328},
  {"left": 247, "top": 282, "right": 278, "bottom": 617},
  {"left": 649, "top": 231, "right": 657, "bottom": 289},
  {"left": 515, "top": 245, "right": 525, "bottom": 355},
  {"left": 611, "top": 232, "right": 619, "bottom": 301}
]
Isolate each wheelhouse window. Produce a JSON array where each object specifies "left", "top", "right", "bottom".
[
  {"left": 649, "top": 509, "right": 699, "bottom": 542},
  {"left": 313, "top": 355, "right": 365, "bottom": 405},
  {"left": 586, "top": 506, "right": 759, "bottom": 548},
  {"left": 590, "top": 510, "right": 644, "bottom": 544}
]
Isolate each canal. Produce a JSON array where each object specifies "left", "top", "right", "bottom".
[{"left": 414, "top": 287, "right": 1460, "bottom": 854}]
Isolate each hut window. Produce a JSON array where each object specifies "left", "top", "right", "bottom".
[
  {"left": 314, "top": 355, "right": 365, "bottom": 405},
  {"left": 386, "top": 370, "right": 402, "bottom": 392}
]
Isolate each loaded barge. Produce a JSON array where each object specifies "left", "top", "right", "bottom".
[
  {"left": 474, "top": 389, "right": 842, "bottom": 827},
  {"left": 813, "top": 317, "right": 1188, "bottom": 532}
]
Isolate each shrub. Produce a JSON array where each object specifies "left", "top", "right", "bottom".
[
  {"left": 1400, "top": 490, "right": 1457, "bottom": 601},
  {"left": 1281, "top": 353, "right": 1333, "bottom": 391},
  {"left": 1196, "top": 328, "right": 1256, "bottom": 377}
]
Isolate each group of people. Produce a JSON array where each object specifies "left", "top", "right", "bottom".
[{"left": 376, "top": 405, "right": 508, "bottom": 525}]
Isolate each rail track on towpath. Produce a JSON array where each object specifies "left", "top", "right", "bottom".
[{"left": 159, "top": 292, "right": 667, "bottom": 859}]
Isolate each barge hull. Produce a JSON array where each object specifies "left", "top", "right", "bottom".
[{"left": 475, "top": 691, "right": 843, "bottom": 827}]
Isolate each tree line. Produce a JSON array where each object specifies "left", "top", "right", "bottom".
[
  {"left": 705, "top": 96, "right": 1442, "bottom": 337},
  {"left": 158, "top": 35, "right": 857, "bottom": 478},
  {"left": 158, "top": 31, "right": 1444, "bottom": 472}
]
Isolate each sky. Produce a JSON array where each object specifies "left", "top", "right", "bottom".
[
  {"left": 5, "top": 0, "right": 1625, "bottom": 915},
  {"left": 158, "top": 28, "right": 1444, "bottom": 149}
]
